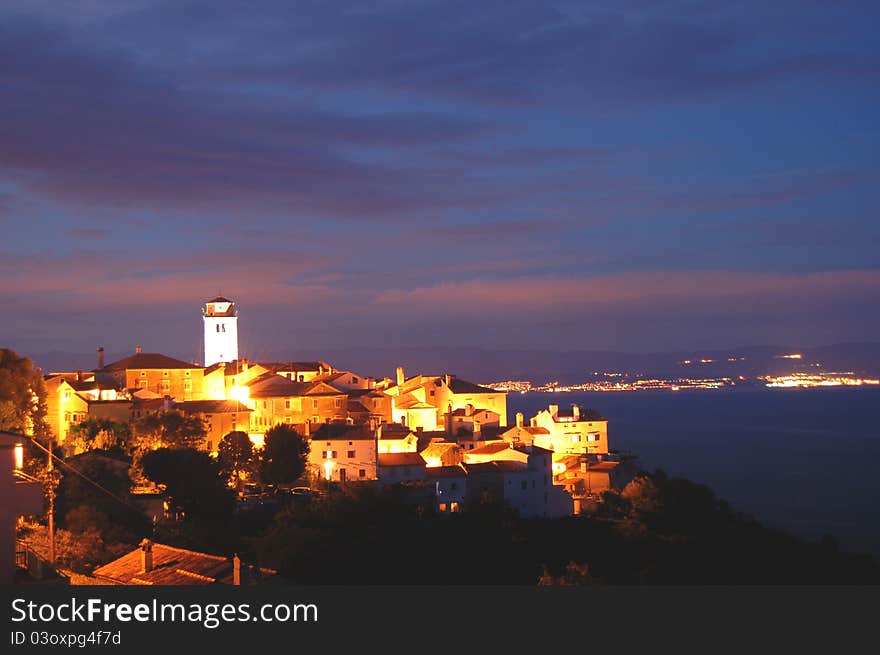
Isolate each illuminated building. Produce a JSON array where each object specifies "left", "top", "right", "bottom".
[
  {"left": 521, "top": 405, "right": 609, "bottom": 456},
  {"left": 386, "top": 367, "right": 508, "bottom": 429},
  {"left": 376, "top": 423, "right": 418, "bottom": 454},
  {"left": 202, "top": 296, "right": 239, "bottom": 367},
  {"left": 95, "top": 349, "right": 205, "bottom": 401},
  {"left": 309, "top": 424, "right": 378, "bottom": 482},
  {"left": 377, "top": 452, "right": 428, "bottom": 484}
]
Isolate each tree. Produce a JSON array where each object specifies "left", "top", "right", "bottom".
[
  {"left": 69, "top": 418, "right": 132, "bottom": 453},
  {"left": 0, "top": 348, "right": 49, "bottom": 439},
  {"left": 258, "top": 424, "right": 310, "bottom": 486},
  {"left": 133, "top": 411, "right": 207, "bottom": 451},
  {"left": 140, "top": 448, "right": 234, "bottom": 525},
  {"left": 217, "top": 431, "right": 254, "bottom": 488},
  {"left": 55, "top": 454, "right": 148, "bottom": 540}
]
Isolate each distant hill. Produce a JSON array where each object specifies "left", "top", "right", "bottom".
[{"left": 28, "top": 343, "right": 880, "bottom": 385}]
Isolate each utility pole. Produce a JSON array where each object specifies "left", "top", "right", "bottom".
[{"left": 47, "top": 437, "right": 55, "bottom": 565}]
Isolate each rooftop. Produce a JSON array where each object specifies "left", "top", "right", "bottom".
[
  {"left": 378, "top": 452, "right": 426, "bottom": 467},
  {"left": 92, "top": 542, "right": 274, "bottom": 586},
  {"left": 100, "top": 352, "right": 201, "bottom": 372}
]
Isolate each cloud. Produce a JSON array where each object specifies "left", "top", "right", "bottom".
[{"left": 374, "top": 269, "right": 880, "bottom": 316}]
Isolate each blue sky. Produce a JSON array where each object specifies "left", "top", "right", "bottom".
[{"left": 1, "top": 0, "right": 878, "bottom": 360}]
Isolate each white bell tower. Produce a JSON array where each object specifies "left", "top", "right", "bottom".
[{"left": 203, "top": 296, "right": 239, "bottom": 367}]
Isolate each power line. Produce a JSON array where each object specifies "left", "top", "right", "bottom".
[{"left": 28, "top": 437, "right": 147, "bottom": 517}]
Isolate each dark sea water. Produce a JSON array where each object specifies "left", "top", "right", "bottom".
[{"left": 508, "top": 388, "right": 880, "bottom": 556}]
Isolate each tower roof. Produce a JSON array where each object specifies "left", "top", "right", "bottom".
[{"left": 207, "top": 296, "right": 232, "bottom": 304}]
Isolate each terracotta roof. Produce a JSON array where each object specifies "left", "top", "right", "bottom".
[
  {"left": 463, "top": 461, "right": 527, "bottom": 475},
  {"left": 378, "top": 452, "right": 426, "bottom": 467},
  {"left": 426, "top": 465, "right": 468, "bottom": 478},
  {"left": 101, "top": 353, "right": 201, "bottom": 372},
  {"left": 92, "top": 542, "right": 275, "bottom": 586},
  {"left": 448, "top": 379, "right": 498, "bottom": 394},
  {"left": 259, "top": 361, "right": 330, "bottom": 373},
  {"left": 419, "top": 442, "right": 460, "bottom": 456},
  {"left": 311, "top": 423, "right": 375, "bottom": 441},
  {"left": 467, "top": 442, "right": 512, "bottom": 455},
  {"left": 523, "top": 426, "right": 551, "bottom": 435},
  {"left": 450, "top": 407, "right": 496, "bottom": 417},
  {"left": 246, "top": 373, "right": 311, "bottom": 397},
  {"left": 174, "top": 400, "right": 251, "bottom": 414},
  {"left": 207, "top": 296, "right": 232, "bottom": 303}
]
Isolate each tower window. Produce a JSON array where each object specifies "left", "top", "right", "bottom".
[{"left": 216, "top": 324, "right": 220, "bottom": 333}]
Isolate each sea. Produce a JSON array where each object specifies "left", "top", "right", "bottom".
[{"left": 508, "top": 388, "right": 880, "bottom": 556}]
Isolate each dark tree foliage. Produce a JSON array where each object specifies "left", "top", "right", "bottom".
[
  {"left": 217, "top": 430, "right": 254, "bottom": 487},
  {"left": 55, "top": 454, "right": 148, "bottom": 540},
  {"left": 258, "top": 424, "right": 309, "bottom": 486},
  {"left": 251, "top": 472, "right": 880, "bottom": 585},
  {"left": 141, "top": 448, "right": 234, "bottom": 524}
]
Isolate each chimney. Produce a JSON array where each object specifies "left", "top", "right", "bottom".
[
  {"left": 139, "top": 539, "right": 153, "bottom": 573},
  {"left": 445, "top": 403, "right": 453, "bottom": 436},
  {"left": 465, "top": 403, "right": 474, "bottom": 417},
  {"left": 396, "top": 366, "right": 405, "bottom": 386},
  {"left": 516, "top": 412, "right": 524, "bottom": 428},
  {"left": 549, "top": 404, "right": 558, "bottom": 417},
  {"left": 376, "top": 424, "right": 383, "bottom": 439},
  {"left": 233, "top": 554, "right": 241, "bottom": 586},
  {"left": 445, "top": 374, "right": 451, "bottom": 386},
  {"left": 76, "top": 369, "right": 83, "bottom": 382},
  {"left": 572, "top": 404, "right": 580, "bottom": 420},
  {"left": 163, "top": 396, "right": 173, "bottom": 412},
  {"left": 242, "top": 358, "right": 249, "bottom": 372},
  {"left": 135, "top": 345, "right": 143, "bottom": 354},
  {"left": 96, "top": 346, "right": 105, "bottom": 370},
  {"left": 473, "top": 419, "right": 481, "bottom": 438}
]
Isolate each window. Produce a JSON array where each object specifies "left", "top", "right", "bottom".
[
  {"left": 352, "top": 377, "right": 358, "bottom": 384},
  {"left": 140, "top": 371, "right": 147, "bottom": 377},
  {"left": 347, "top": 450, "right": 355, "bottom": 458},
  {"left": 184, "top": 380, "right": 192, "bottom": 390},
  {"left": 185, "top": 371, "right": 191, "bottom": 377},
  {"left": 162, "top": 370, "right": 169, "bottom": 377},
  {"left": 216, "top": 324, "right": 220, "bottom": 333},
  {"left": 263, "top": 401, "right": 267, "bottom": 409},
  {"left": 312, "top": 399, "right": 318, "bottom": 410},
  {"left": 571, "top": 434, "right": 580, "bottom": 443},
  {"left": 359, "top": 469, "right": 366, "bottom": 478},
  {"left": 439, "top": 502, "right": 448, "bottom": 512},
  {"left": 450, "top": 501, "right": 460, "bottom": 513},
  {"left": 450, "top": 482, "right": 458, "bottom": 491},
  {"left": 285, "top": 417, "right": 291, "bottom": 423},
  {"left": 335, "top": 398, "right": 342, "bottom": 409},
  {"left": 429, "top": 390, "right": 435, "bottom": 397},
  {"left": 285, "top": 400, "right": 291, "bottom": 409},
  {"left": 63, "top": 391, "right": 71, "bottom": 401},
  {"left": 161, "top": 380, "right": 170, "bottom": 392},
  {"left": 521, "top": 480, "right": 528, "bottom": 490}
]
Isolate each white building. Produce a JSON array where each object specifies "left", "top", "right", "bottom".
[{"left": 203, "top": 296, "right": 239, "bottom": 367}]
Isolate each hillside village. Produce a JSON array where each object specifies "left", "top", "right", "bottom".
[{"left": 43, "top": 297, "right": 628, "bottom": 520}]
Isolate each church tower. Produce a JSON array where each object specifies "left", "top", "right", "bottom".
[{"left": 203, "top": 296, "right": 239, "bottom": 367}]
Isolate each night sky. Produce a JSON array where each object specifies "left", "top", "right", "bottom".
[{"left": 2, "top": 1, "right": 879, "bottom": 361}]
